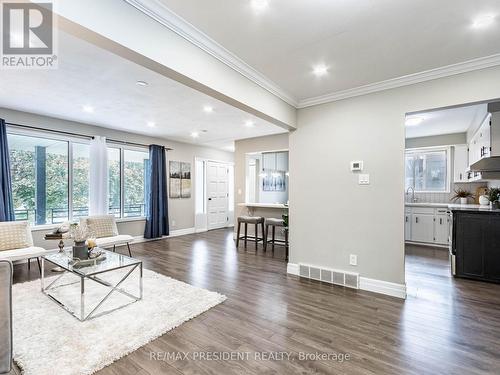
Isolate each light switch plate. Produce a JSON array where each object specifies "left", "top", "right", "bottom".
[{"left": 358, "top": 174, "right": 370, "bottom": 185}]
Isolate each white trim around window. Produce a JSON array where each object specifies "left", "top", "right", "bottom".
[{"left": 405, "top": 146, "right": 452, "bottom": 193}]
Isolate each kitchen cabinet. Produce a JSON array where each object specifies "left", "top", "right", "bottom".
[
  {"left": 405, "top": 209, "right": 412, "bottom": 241},
  {"left": 411, "top": 213, "right": 435, "bottom": 243},
  {"left": 405, "top": 206, "right": 450, "bottom": 246},
  {"left": 468, "top": 114, "right": 491, "bottom": 168},
  {"left": 453, "top": 144, "right": 469, "bottom": 183},
  {"left": 435, "top": 213, "right": 450, "bottom": 245},
  {"left": 453, "top": 210, "right": 500, "bottom": 283}
]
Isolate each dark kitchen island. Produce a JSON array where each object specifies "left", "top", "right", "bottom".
[{"left": 451, "top": 206, "right": 500, "bottom": 283}]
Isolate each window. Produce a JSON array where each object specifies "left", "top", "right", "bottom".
[
  {"left": 405, "top": 148, "right": 449, "bottom": 192},
  {"left": 107, "top": 146, "right": 149, "bottom": 218},
  {"left": 124, "top": 149, "right": 149, "bottom": 217},
  {"left": 8, "top": 133, "right": 69, "bottom": 225},
  {"left": 107, "top": 147, "right": 121, "bottom": 218},
  {"left": 72, "top": 143, "right": 90, "bottom": 220}
]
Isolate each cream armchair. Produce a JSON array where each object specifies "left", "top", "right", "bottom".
[
  {"left": 79, "top": 215, "right": 134, "bottom": 257},
  {"left": 0, "top": 221, "right": 56, "bottom": 273}
]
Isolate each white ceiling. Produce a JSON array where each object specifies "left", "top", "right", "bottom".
[
  {"left": 153, "top": 0, "right": 500, "bottom": 103},
  {"left": 405, "top": 104, "right": 488, "bottom": 139},
  {"left": 0, "top": 31, "right": 287, "bottom": 151}
]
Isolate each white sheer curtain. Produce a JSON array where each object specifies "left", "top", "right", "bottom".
[{"left": 89, "top": 136, "right": 109, "bottom": 215}]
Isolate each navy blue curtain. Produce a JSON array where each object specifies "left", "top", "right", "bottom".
[
  {"left": 0, "top": 119, "right": 14, "bottom": 222},
  {"left": 144, "top": 144, "right": 169, "bottom": 239}
]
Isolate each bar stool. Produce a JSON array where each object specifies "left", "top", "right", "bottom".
[
  {"left": 265, "top": 218, "right": 289, "bottom": 259},
  {"left": 236, "top": 216, "right": 265, "bottom": 250}
]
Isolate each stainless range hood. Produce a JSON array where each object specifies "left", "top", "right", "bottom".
[{"left": 470, "top": 156, "right": 500, "bottom": 173}]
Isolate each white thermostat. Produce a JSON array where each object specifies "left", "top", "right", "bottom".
[{"left": 350, "top": 161, "right": 363, "bottom": 171}]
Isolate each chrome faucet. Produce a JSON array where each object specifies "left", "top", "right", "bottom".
[{"left": 406, "top": 187, "right": 417, "bottom": 202}]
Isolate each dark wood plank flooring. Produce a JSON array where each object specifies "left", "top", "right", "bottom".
[{"left": 11, "top": 231, "right": 500, "bottom": 374}]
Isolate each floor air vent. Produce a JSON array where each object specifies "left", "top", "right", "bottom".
[{"left": 298, "top": 264, "right": 359, "bottom": 289}]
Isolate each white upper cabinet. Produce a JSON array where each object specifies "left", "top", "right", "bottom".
[
  {"left": 276, "top": 152, "right": 288, "bottom": 171},
  {"left": 453, "top": 144, "right": 468, "bottom": 183},
  {"left": 262, "top": 152, "right": 276, "bottom": 170},
  {"left": 468, "top": 114, "right": 491, "bottom": 167}
]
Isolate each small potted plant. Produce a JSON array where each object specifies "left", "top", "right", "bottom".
[
  {"left": 487, "top": 187, "right": 500, "bottom": 209},
  {"left": 451, "top": 188, "right": 474, "bottom": 205},
  {"left": 70, "top": 224, "right": 88, "bottom": 260}
]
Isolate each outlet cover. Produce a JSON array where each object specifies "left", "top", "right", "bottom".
[{"left": 349, "top": 254, "right": 358, "bottom": 266}]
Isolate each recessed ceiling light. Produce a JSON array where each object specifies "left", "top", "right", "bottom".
[
  {"left": 203, "top": 105, "right": 214, "bottom": 113},
  {"left": 136, "top": 80, "right": 149, "bottom": 86},
  {"left": 245, "top": 120, "right": 255, "bottom": 127},
  {"left": 472, "top": 14, "right": 496, "bottom": 29},
  {"left": 251, "top": 0, "right": 269, "bottom": 11},
  {"left": 190, "top": 131, "right": 199, "bottom": 138},
  {"left": 82, "top": 105, "right": 94, "bottom": 113},
  {"left": 312, "top": 64, "right": 329, "bottom": 77},
  {"left": 147, "top": 121, "right": 156, "bottom": 128},
  {"left": 406, "top": 117, "right": 424, "bottom": 126}
]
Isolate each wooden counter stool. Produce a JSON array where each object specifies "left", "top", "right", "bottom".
[
  {"left": 236, "top": 216, "right": 265, "bottom": 251},
  {"left": 265, "top": 218, "right": 289, "bottom": 258}
]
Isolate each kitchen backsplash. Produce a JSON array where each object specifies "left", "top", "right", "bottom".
[{"left": 406, "top": 183, "right": 487, "bottom": 204}]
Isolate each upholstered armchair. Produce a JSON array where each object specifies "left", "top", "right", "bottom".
[
  {"left": 0, "top": 260, "right": 12, "bottom": 374},
  {"left": 79, "top": 215, "right": 134, "bottom": 257},
  {"left": 0, "top": 221, "right": 55, "bottom": 273}
]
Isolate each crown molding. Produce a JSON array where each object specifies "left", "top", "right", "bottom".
[
  {"left": 124, "top": 0, "right": 298, "bottom": 107},
  {"left": 123, "top": 1, "right": 500, "bottom": 111},
  {"left": 298, "top": 53, "right": 500, "bottom": 108}
]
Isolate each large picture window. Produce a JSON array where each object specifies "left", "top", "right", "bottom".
[
  {"left": 405, "top": 148, "right": 450, "bottom": 193},
  {"left": 8, "top": 133, "right": 69, "bottom": 225},
  {"left": 108, "top": 147, "right": 121, "bottom": 218},
  {"left": 124, "top": 149, "right": 149, "bottom": 217},
  {"left": 7, "top": 130, "right": 150, "bottom": 226},
  {"left": 107, "top": 146, "right": 149, "bottom": 218}
]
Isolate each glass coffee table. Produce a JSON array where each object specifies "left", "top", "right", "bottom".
[{"left": 41, "top": 250, "right": 143, "bottom": 321}]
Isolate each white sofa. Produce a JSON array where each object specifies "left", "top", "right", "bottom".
[
  {"left": 0, "top": 221, "right": 56, "bottom": 273},
  {"left": 79, "top": 215, "right": 134, "bottom": 257}
]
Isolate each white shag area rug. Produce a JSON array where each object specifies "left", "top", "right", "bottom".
[{"left": 12, "top": 269, "right": 226, "bottom": 375}]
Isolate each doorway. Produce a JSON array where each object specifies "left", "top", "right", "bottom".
[
  {"left": 195, "top": 158, "right": 234, "bottom": 232},
  {"left": 207, "top": 161, "right": 229, "bottom": 230},
  {"left": 403, "top": 102, "right": 493, "bottom": 298}
]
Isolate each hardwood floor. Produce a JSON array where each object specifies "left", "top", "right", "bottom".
[{"left": 12, "top": 231, "right": 500, "bottom": 374}]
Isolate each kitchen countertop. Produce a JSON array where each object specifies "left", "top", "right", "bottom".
[
  {"left": 238, "top": 203, "right": 288, "bottom": 209},
  {"left": 406, "top": 202, "right": 490, "bottom": 210},
  {"left": 448, "top": 205, "right": 500, "bottom": 212},
  {"left": 405, "top": 202, "right": 450, "bottom": 208}
]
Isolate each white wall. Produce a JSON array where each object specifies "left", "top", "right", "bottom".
[
  {"left": 290, "top": 65, "right": 500, "bottom": 287},
  {"left": 0, "top": 107, "right": 233, "bottom": 248},
  {"left": 405, "top": 132, "right": 466, "bottom": 149}
]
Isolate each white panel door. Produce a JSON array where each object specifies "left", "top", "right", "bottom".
[{"left": 207, "top": 162, "right": 229, "bottom": 230}]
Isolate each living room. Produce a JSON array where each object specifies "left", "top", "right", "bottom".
[{"left": 2, "top": 1, "right": 500, "bottom": 375}]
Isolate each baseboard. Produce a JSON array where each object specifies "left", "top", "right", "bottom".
[
  {"left": 286, "top": 262, "right": 406, "bottom": 299},
  {"left": 405, "top": 241, "right": 448, "bottom": 249},
  {"left": 359, "top": 277, "right": 407, "bottom": 299},
  {"left": 132, "top": 227, "right": 196, "bottom": 243},
  {"left": 286, "top": 262, "right": 299, "bottom": 275}
]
